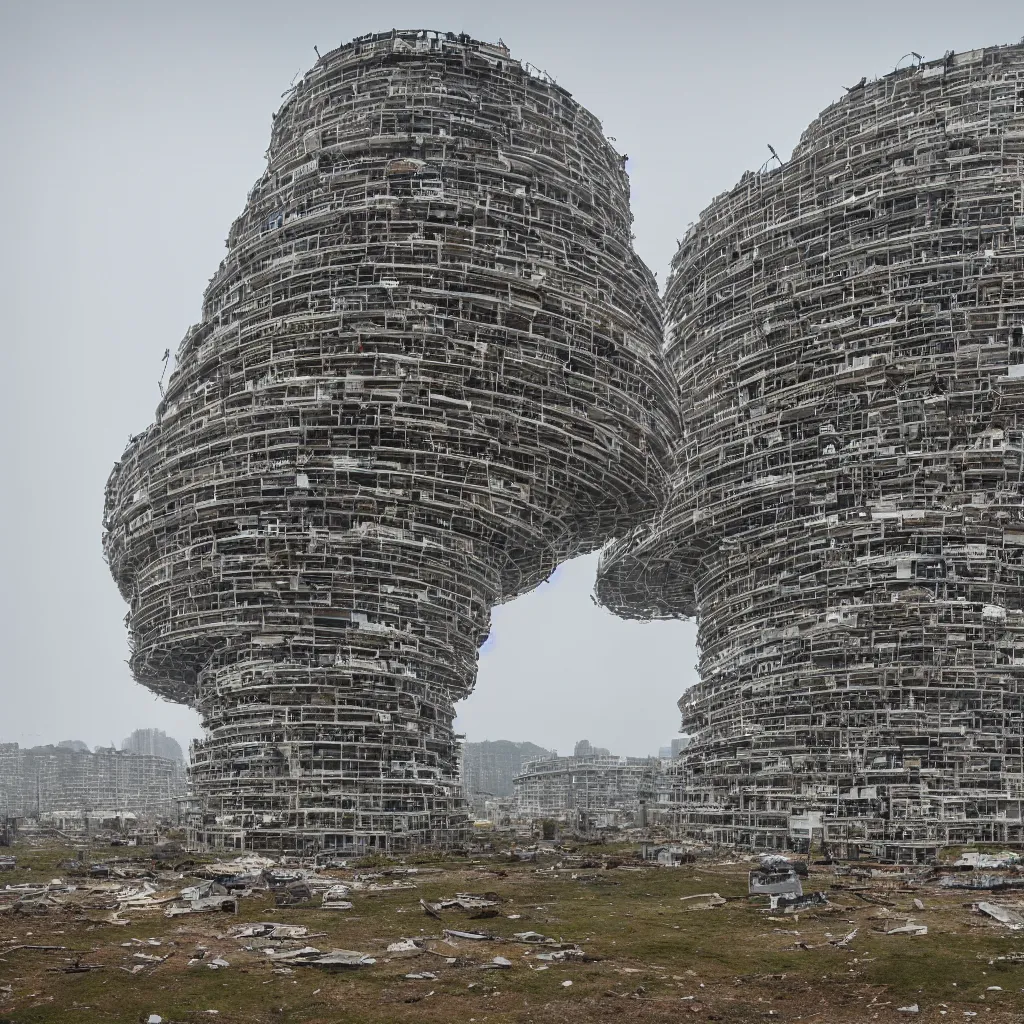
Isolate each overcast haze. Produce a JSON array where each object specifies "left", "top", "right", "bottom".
[{"left": 1, "top": 0, "right": 1021, "bottom": 758}]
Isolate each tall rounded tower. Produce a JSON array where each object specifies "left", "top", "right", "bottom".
[
  {"left": 599, "top": 43, "right": 1024, "bottom": 859},
  {"left": 103, "top": 30, "right": 676, "bottom": 854}
]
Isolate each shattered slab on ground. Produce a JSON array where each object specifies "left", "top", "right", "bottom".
[{"left": 1, "top": 838, "right": 1023, "bottom": 1022}]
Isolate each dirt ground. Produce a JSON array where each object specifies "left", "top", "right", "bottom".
[{"left": 1, "top": 836, "right": 1023, "bottom": 1023}]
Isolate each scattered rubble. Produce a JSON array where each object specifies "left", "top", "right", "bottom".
[
  {"left": 3, "top": 833, "right": 1023, "bottom": 1021},
  {"left": 420, "top": 893, "right": 500, "bottom": 918},
  {"left": 772, "top": 891, "right": 829, "bottom": 913},
  {"left": 938, "top": 873, "right": 1024, "bottom": 892},
  {"left": 385, "top": 939, "right": 423, "bottom": 957},
  {"left": 322, "top": 885, "right": 353, "bottom": 911},
  {"left": 954, "top": 852, "right": 1020, "bottom": 870},
  {"left": 263, "top": 947, "right": 376, "bottom": 970}
]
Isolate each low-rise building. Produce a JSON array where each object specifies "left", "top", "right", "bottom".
[{"left": 513, "top": 744, "right": 657, "bottom": 829}]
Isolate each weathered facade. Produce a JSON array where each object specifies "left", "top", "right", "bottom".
[
  {"left": 0, "top": 744, "right": 185, "bottom": 822},
  {"left": 599, "top": 43, "right": 1024, "bottom": 859},
  {"left": 103, "top": 30, "right": 676, "bottom": 854}
]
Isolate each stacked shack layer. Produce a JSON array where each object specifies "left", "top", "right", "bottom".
[
  {"left": 103, "top": 30, "right": 675, "bottom": 854},
  {"left": 598, "top": 43, "right": 1024, "bottom": 859}
]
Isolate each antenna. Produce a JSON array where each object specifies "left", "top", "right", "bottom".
[
  {"left": 157, "top": 348, "right": 170, "bottom": 397},
  {"left": 895, "top": 51, "right": 924, "bottom": 73}
]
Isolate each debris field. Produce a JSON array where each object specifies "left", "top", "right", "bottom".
[{"left": 2, "top": 838, "right": 1024, "bottom": 1022}]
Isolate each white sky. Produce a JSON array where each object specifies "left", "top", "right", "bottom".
[{"left": 1, "top": 0, "right": 1020, "bottom": 757}]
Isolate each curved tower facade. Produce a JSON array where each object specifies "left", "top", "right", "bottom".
[
  {"left": 103, "top": 30, "right": 676, "bottom": 854},
  {"left": 599, "top": 43, "right": 1024, "bottom": 858}
]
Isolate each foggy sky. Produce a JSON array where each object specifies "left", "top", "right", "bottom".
[{"left": 1, "top": 0, "right": 1020, "bottom": 757}]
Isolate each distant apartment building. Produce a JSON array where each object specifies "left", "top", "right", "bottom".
[
  {"left": 122, "top": 728, "right": 184, "bottom": 762},
  {"left": 0, "top": 743, "right": 185, "bottom": 821},
  {"left": 670, "top": 736, "right": 692, "bottom": 758},
  {"left": 461, "top": 741, "right": 553, "bottom": 798},
  {"left": 659, "top": 737, "right": 693, "bottom": 759}
]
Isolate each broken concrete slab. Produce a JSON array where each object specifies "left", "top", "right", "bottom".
[
  {"left": 976, "top": 902, "right": 1024, "bottom": 929},
  {"left": 263, "top": 946, "right": 375, "bottom": 969},
  {"left": 478, "top": 956, "right": 513, "bottom": 969},
  {"left": 165, "top": 894, "right": 237, "bottom": 917},
  {"left": 420, "top": 893, "right": 500, "bottom": 918},
  {"left": 385, "top": 939, "right": 423, "bottom": 957},
  {"left": 679, "top": 892, "right": 727, "bottom": 910},
  {"left": 877, "top": 919, "right": 928, "bottom": 936}
]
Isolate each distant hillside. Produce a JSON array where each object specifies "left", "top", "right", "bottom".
[{"left": 462, "top": 740, "right": 554, "bottom": 797}]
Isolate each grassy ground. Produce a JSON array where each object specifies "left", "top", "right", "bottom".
[{"left": 1, "top": 839, "right": 1023, "bottom": 1023}]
